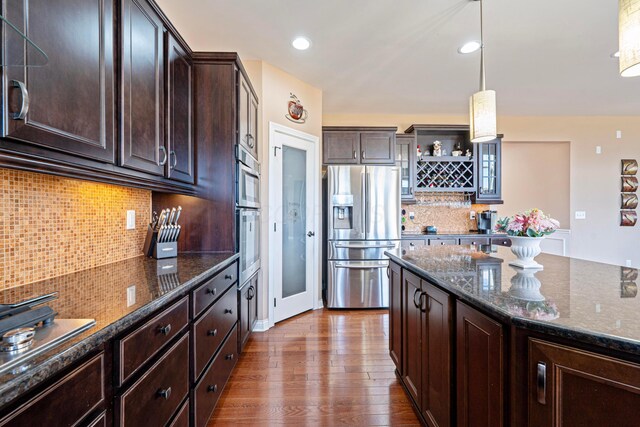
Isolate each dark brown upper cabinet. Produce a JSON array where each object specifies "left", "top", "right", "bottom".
[
  {"left": 473, "top": 138, "right": 503, "bottom": 204},
  {"left": 166, "top": 33, "right": 194, "bottom": 184},
  {"left": 238, "top": 74, "right": 259, "bottom": 160},
  {"left": 396, "top": 134, "right": 417, "bottom": 203},
  {"left": 322, "top": 127, "right": 396, "bottom": 165},
  {"left": 2, "top": 0, "right": 116, "bottom": 163},
  {"left": 121, "top": 0, "right": 165, "bottom": 176}
]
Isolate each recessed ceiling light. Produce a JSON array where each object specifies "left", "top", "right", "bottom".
[
  {"left": 611, "top": 51, "right": 621, "bottom": 58},
  {"left": 292, "top": 37, "right": 311, "bottom": 50},
  {"left": 458, "top": 41, "right": 482, "bottom": 54}
]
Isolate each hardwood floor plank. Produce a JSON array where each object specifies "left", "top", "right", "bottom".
[{"left": 207, "top": 309, "right": 420, "bottom": 426}]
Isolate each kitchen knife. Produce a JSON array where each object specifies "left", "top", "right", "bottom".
[
  {"left": 173, "top": 206, "right": 182, "bottom": 225},
  {"left": 151, "top": 211, "right": 159, "bottom": 229},
  {"left": 167, "top": 207, "right": 176, "bottom": 226},
  {"left": 156, "top": 209, "right": 167, "bottom": 231}
]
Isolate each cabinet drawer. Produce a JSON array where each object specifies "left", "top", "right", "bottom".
[
  {"left": 120, "top": 334, "right": 189, "bottom": 427},
  {"left": 428, "top": 238, "right": 458, "bottom": 246},
  {"left": 193, "top": 285, "right": 238, "bottom": 380},
  {"left": 117, "top": 297, "right": 188, "bottom": 385},
  {"left": 459, "top": 237, "right": 491, "bottom": 246},
  {"left": 169, "top": 400, "right": 189, "bottom": 427},
  {"left": 0, "top": 353, "right": 105, "bottom": 427},
  {"left": 401, "top": 239, "right": 426, "bottom": 249},
  {"left": 193, "top": 324, "right": 238, "bottom": 427},
  {"left": 192, "top": 261, "right": 238, "bottom": 318},
  {"left": 491, "top": 237, "right": 512, "bottom": 247}
]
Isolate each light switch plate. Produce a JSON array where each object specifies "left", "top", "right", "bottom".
[
  {"left": 617, "top": 130, "right": 622, "bottom": 139},
  {"left": 595, "top": 146, "right": 602, "bottom": 154},
  {"left": 126, "top": 210, "right": 135, "bottom": 229},
  {"left": 626, "top": 260, "right": 632, "bottom": 267},
  {"left": 127, "top": 285, "right": 136, "bottom": 307},
  {"left": 575, "top": 211, "right": 586, "bottom": 220}
]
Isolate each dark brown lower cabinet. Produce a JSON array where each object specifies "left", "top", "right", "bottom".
[
  {"left": 389, "top": 261, "right": 402, "bottom": 373},
  {"left": 402, "top": 269, "right": 452, "bottom": 427},
  {"left": 527, "top": 338, "right": 640, "bottom": 427},
  {"left": 456, "top": 301, "right": 503, "bottom": 427},
  {"left": 194, "top": 325, "right": 238, "bottom": 427},
  {"left": 238, "top": 272, "right": 258, "bottom": 353},
  {"left": 0, "top": 352, "right": 105, "bottom": 427},
  {"left": 169, "top": 401, "right": 190, "bottom": 427}
]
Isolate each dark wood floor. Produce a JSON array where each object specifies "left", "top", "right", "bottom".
[{"left": 208, "top": 309, "right": 420, "bottom": 426}]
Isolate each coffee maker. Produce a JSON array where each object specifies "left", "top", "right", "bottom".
[{"left": 477, "top": 210, "right": 497, "bottom": 234}]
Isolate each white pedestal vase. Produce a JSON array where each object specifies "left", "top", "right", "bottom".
[{"left": 508, "top": 236, "right": 544, "bottom": 269}]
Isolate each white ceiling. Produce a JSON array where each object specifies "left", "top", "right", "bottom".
[{"left": 156, "top": 0, "right": 640, "bottom": 116}]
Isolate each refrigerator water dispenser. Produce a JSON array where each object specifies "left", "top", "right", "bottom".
[{"left": 332, "top": 194, "right": 353, "bottom": 229}]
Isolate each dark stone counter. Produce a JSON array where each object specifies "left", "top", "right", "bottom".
[
  {"left": 386, "top": 245, "right": 640, "bottom": 356},
  {"left": 0, "top": 252, "right": 238, "bottom": 406}
]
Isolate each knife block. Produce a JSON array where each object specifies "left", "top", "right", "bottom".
[{"left": 143, "top": 225, "right": 178, "bottom": 259}]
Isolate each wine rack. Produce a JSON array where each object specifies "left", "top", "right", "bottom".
[{"left": 416, "top": 157, "right": 475, "bottom": 192}]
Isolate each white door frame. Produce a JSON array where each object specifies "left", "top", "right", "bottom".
[{"left": 268, "top": 122, "right": 321, "bottom": 328}]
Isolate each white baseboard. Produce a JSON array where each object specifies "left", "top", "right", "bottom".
[
  {"left": 315, "top": 299, "right": 324, "bottom": 310},
  {"left": 252, "top": 319, "right": 270, "bottom": 332}
]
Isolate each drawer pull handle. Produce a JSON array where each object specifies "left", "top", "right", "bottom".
[
  {"left": 158, "top": 324, "right": 172, "bottom": 335},
  {"left": 207, "top": 329, "right": 218, "bottom": 337},
  {"left": 207, "top": 384, "right": 218, "bottom": 393},
  {"left": 206, "top": 288, "right": 217, "bottom": 295},
  {"left": 225, "top": 274, "right": 233, "bottom": 280},
  {"left": 537, "top": 362, "right": 547, "bottom": 405},
  {"left": 157, "top": 387, "right": 172, "bottom": 400},
  {"left": 224, "top": 309, "right": 234, "bottom": 314},
  {"left": 225, "top": 353, "right": 234, "bottom": 360}
]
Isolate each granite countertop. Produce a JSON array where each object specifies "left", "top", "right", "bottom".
[
  {"left": 0, "top": 252, "right": 238, "bottom": 407},
  {"left": 386, "top": 245, "right": 640, "bottom": 356},
  {"left": 401, "top": 231, "right": 507, "bottom": 238}
]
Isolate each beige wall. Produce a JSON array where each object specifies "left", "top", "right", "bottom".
[
  {"left": 324, "top": 114, "right": 640, "bottom": 268},
  {"left": 244, "top": 60, "right": 323, "bottom": 324},
  {"left": 501, "top": 141, "right": 571, "bottom": 227}
]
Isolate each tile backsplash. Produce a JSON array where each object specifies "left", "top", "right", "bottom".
[
  {"left": 1, "top": 169, "right": 150, "bottom": 291},
  {"left": 402, "top": 194, "right": 489, "bottom": 233}
]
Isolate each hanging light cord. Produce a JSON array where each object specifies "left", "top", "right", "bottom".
[{"left": 479, "top": 0, "right": 486, "bottom": 92}]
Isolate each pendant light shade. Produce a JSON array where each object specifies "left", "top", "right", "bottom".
[
  {"left": 470, "top": 90, "right": 497, "bottom": 143},
  {"left": 469, "top": 0, "right": 497, "bottom": 142},
  {"left": 619, "top": 0, "right": 640, "bottom": 77}
]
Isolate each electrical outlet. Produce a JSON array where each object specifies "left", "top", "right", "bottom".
[
  {"left": 575, "top": 211, "right": 586, "bottom": 220},
  {"left": 595, "top": 146, "right": 602, "bottom": 154},
  {"left": 409, "top": 211, "right": 415, "bottom": 220},
  {"left": 127, "top": 285, "right": 136, "bottom": 307},
  {"left": 626, "top": 260, "right": 632, "bottom": 267},
  {"left": 470, "top": 211, "right": 476, "bottom": 220},
  {"left": 617, "top": 130, "right": 622, "bottom": 139},
  {"left": 126, "top": 210, "right": 136, "bottom": 230},
  {"left": 595, "top": 303, "right": 601, "bottom": 313}
]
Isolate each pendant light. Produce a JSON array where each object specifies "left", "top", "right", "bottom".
[
  {"left": 469, "top": 0, "right": 497, "bottom": 143},
  {"left": 619, "top": 0, "right": 640, "bottom": 77}
]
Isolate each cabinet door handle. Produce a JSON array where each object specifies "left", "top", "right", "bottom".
[
  {"left": 207, "top": 384, "right": 218, "bottom": 393},
  {"left": 158, "top": 324, "right": 172, "bottom": 335},
  {"left": 157, "top": 387, "right": 172, "bottom": 400},
  {"left": 537, "top": 362, "right": 547, "bottom": 405},
  {"left": 224, "top": 308, "right": 234, "bottom": 314},
  {"left": 420, "top": 292, "right": 428, "bottom": 313},
  {"left": 248, "top": 286, "right": 255, "bottom": 299},
  {"left": 386, "top": 266, "right": 390, "bottom": 278},
  {"left": 10, "top": 80, "right": 29, "bottom": 120},
  {"left": 207, "top": 329, "right": 218, "bottom": 336},
  {"left": 225, "top": 353, "right": 234, "bottom": 360},
  {"left": 361, "top": 150, "right": 366, "bottom": 159},
  {"left": 158, "top": 146, "right": 168, "bottom": 166},
  {"left": 353, "top": 150, "right": 357, "bottom": 159},
  {"left": 169, "top": 150, "right": 177, "bottom": 169},
  {"left": 205, "top": 288, "right": 217, "bottom": 296},
  {"left": 225, "top": 274, "right": 233, "bottom": 280},
  {"left": 409, "top": 186, "right": 413, "bottom": 195},
  {"left": 413, "top": 288, "right": 421, "bottom": 308}
]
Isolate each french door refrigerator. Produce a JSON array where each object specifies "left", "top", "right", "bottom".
[{"left": 326, "top": 165, "right": 400, "bottom": 308}]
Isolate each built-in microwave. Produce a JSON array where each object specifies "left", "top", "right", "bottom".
[
  {"left": 237, "top": 145, "right": 260, "bottom": 209},
  {"left": 238, "top": 209, "right": 260, "bottom": 284}
]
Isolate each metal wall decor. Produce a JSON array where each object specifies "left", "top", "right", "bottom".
[
  {"left": 622, "top": 159, "right": 638, "bottom": 175},
  {"left": 620, "top": 159, "right": 638, "bottom": 227},
  {"left": 285, "top": 93, "right": 308, "bottom": 124},
  {"left": 621, "top": 266, "right": 638, "bottom": 298}
]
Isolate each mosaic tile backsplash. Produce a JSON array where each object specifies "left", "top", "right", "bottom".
[
  {"left": 401, "top": 194, "right": 489, "bottom": 233},
  {"left": 0, "top": 169, "right": 151, "bottom": 290}
]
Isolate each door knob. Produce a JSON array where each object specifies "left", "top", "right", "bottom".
[{"left": 307, "top": 231, "right": 315, "bottom": 237}]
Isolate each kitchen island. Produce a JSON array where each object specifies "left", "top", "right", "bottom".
[{"left": 386, "top": 245, "right": 640, "bottom": 427}]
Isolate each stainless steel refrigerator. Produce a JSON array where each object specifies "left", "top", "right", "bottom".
[{"left": 326, "top": 165, "right": 401, "bottom": 308}]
